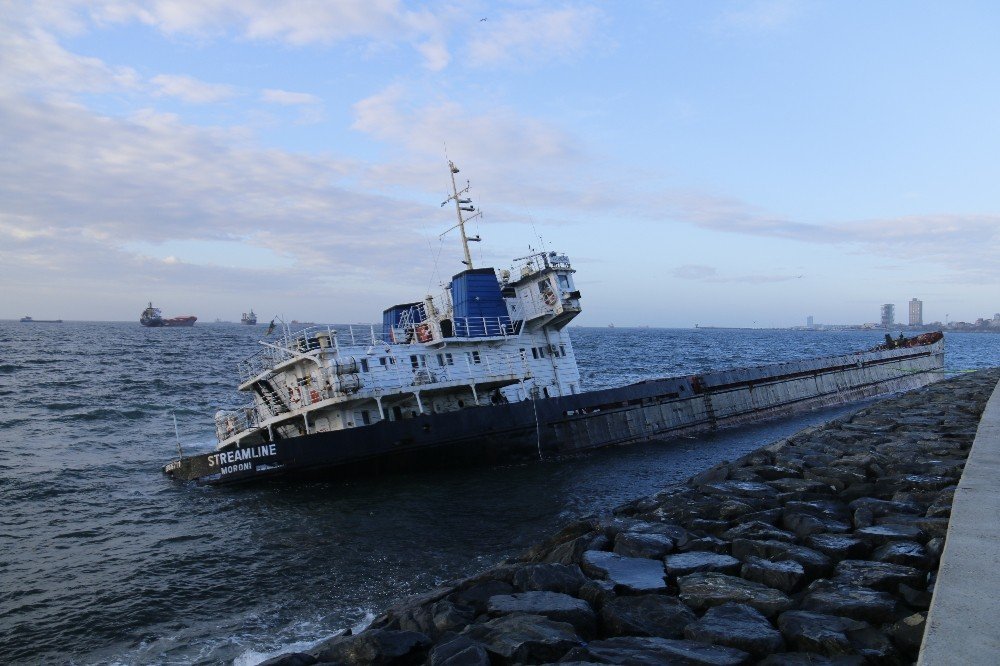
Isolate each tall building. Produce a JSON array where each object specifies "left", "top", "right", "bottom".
[
  {"left": 807, "top": 315, "right": 814, "bottom": 328},
  {"left": 909, "top": 298, "right": 923, "bottom": 326},
  {"left": 881, "top": 303, "right": 895, "bottom": 329}
]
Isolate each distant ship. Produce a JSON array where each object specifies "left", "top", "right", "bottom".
[
  {"left": 140, "top": 302, "right": 197, "bottom": 327},
  {"left": 241, "top": 309, "right": 258, "bottom": 325},
  {"left": 20, "top": 316, "right": 63, "bottom": 323}
]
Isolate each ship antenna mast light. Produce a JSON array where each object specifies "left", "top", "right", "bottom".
[{"left": 439, "top": 160, "right": 482, "bottom": 268}]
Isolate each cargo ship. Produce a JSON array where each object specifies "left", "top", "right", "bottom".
[
  {"left": 140, "top": 302, "right": 197, "bottom": 327},
  {"left": 241, "top": 309, "right": 258, "bottom": 325},
  {"left": 163, "top": 163, "right": 945, "bottom": 486},
  {"left": 19, "top": 316, "right": 63, "bottom": 323}
]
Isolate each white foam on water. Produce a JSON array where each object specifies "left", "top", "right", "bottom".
[{"left": 233, "top": 610, "right": 375, "bottom": 666}]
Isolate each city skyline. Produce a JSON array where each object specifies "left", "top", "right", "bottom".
[{"left": 2, "top": 2, "right": 999, "bottom": 326}]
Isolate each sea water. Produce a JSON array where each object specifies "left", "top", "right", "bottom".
[{"left": 0, "top": 323, "right": 994, "bottom": 664}]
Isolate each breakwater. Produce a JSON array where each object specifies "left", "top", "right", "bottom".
[{"left": 261, "top": 367, "right": 1000, "bottom": 665}]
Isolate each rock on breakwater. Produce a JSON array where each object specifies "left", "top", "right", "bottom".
[{"left": 261, "top": 368, "right": 1000, "bottom": 665}]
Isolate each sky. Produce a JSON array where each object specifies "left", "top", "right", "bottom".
[{"left": 1, "top": 0, "right": 998, "bottom": 327}]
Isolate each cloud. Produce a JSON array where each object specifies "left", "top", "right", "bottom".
[
  {"left": 261, "top": 88, "right": 325, "bottom": 123},
  {"left": 151, "top": 74, "right": 237, "bottom": 103},
  {"left": 0, "top": 10, "right": 140, "bottom": 96},
  {"left": 351, "top": 85, "right": 584, "bottom": 195},
  {"left": 0, "top": 91, "right": 448, "bottom": 311},
  {"left": 466, "top": 6, "right": 603, "bottom": 67},
  {"left": 61, "top": 0, "right": 453, "bottom": 69},
  {"left": 260, "top": 89, "right": 321, "bottom": 106},
  {"left": 673, "top": 264, "right": 802, "bottom": 284},
  {"left": 659, "top": 189, "right": 1000, "bottom": 282},
  {"left": 718, "top": 0, "right": 802, "bottom": 32}
]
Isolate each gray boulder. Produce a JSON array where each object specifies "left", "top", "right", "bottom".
[
  {"left": 805, "top": 533, "right": 869, "bottom": 561},
  {"left": 888, "top": 612, "right": 927, "bottom": 659},
  {"left": 871, "top": 541, "right": 932, "bottom": 569},
  {"left": 560, "top": 635, "right": 750, "bottom": 665},
  {"left": 721, "top": 520, "right": 796, "bottom": 543},
  {"left": 427, "top": 636, "right": 490, "bottom": 666},
  {"left": 740, "top": 556, "right": 805, "bottom": 593},
  {"left": 832, "top": 560, "right": 924, "bottom": 592},
  {"left": 776, "top": 610, "right": 865, "bottom": 655},
  {"left": 486, "top": 591, "right": 596, "bottom": 637},
  {"left": 677, "top": 572, "right": 793, "bottom": 617},
  {"left": 308, "top": 628, "right": 431, "bottom": 665},
  {"left": 683, "top": 602, "right": 784, "bottom": 657},
  {"left": 731, "top": 539, "right": 832, "bottom": 578},
  {"left": 801, "top": 580, "right": 898, "bottom": 624},
  {"left": 614, "top": 531, "right": 675, "bottom": 559},
  {"left": 664, "top": 551, "right": 742, "bottom": 578},
  {"left": 511, "top": 563, "right": 588, "bottom": 595},
  {"left": 598, "top": 594, "right": 697, "bottom": 639},
  {"left": 581, "top": 550, "right": 668, "bottom": 594},
  {"left": 460, "top": 613, "right": 581, "bottom": 664},
  {"left": 855, "top": 524, "right": 926, "bottom": 546}
]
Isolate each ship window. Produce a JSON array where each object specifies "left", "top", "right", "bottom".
[
  {"left": 437, "top": 353, "right": 454, "bottom": 367},
  {"left": 531, "top": 348, "right": 539, "bottom": 359},
  {"left": 361, "top": 410, "right": 371, "bottom": 425},
  {"left": 560, "top": 345, "right": 566, "bottom": 357},
  {"left": 470, "top": 350, "right": 481, "bottom": 364},
  {"left": 558, "top": 274, "right": 570, "bottom": 290},
  {"left": 539, "top": 346, "right": 546, "bottom": 358},
  {"left": 520, "top": 348, "right": 527, "bottom": 360},
  {"left": 360, "top": 359, "right": 369, "bottom": 373},
  {"left": 392, "top": 406, "right": 402, "bottom": 421}
]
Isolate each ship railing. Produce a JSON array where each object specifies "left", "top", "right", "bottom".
[
  {"left": 215, "top": 404, "right": 260, "bottom": 441},
  {"left": 452, "top": 316, "right": 517, "bottom": 338},
  {"left": 239, "top": 325, "right": 392, "bottom": 382},
  {"left": 278, "top": 324, "right": 388, "bottom": 354},
  {"left": 238, "top": 345, "right": 292, "bottom": 384}
]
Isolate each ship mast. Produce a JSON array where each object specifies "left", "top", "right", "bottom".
[{"left": 440, "top": 160, "right": 481, "bottom": 268}]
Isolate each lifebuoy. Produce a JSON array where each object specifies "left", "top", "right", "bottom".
[{"left": 416, "top": 323, "right": 432, "bottom": 342}]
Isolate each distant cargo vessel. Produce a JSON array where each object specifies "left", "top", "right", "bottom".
[
  {"left": 241, "top": 309, "right": 258, "bottom": 325},
  {"left": 20, "top": 316, "right": 63, "bottom": 323},
  {"left": 140, "top": 302, "right": 197, "bottom": 327}
]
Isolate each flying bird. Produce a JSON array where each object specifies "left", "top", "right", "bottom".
[{"left": 480, "top": 17, "right": 487, "bottom": 22}]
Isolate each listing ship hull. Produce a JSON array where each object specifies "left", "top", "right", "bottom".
[{"left": 165, "top": 338, "right": 944, "bottom": 486}]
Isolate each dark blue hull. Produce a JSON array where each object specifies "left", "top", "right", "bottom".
[{"left": 164, "top": 340, "right": 944, "bottom": 486}]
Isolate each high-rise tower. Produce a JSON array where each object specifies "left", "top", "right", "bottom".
[
  {"left": 881, "top": 303, "right": 895, "bottom": 329},
  {"left": 909, "top": 298, "right": 923, "bottom": 326}
]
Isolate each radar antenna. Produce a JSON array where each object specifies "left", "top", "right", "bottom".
[{"left": 439, "top": 160, "right": 482, "bottom": 268}]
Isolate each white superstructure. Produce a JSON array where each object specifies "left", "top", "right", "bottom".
[{"left": 213, "top": 163, "right": 583, "bottom": 450}]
